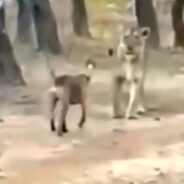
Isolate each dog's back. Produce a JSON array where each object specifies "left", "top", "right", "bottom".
[
  {"left": 54, "top": 74, "right": 90, "bottom": 104},
  {"left": 45, "top": 55, "right": 96, "bottom": 136}
]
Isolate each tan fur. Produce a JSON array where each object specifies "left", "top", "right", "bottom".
[{"left": 112, "top": 26, "right": 150, "bottom": 119}]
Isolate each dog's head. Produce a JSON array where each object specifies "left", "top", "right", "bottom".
[{"left": 84, "top": 58, "right": 97, "bottom": 82}]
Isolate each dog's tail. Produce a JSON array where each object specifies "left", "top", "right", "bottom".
[{"left": 43, "top": 52, "right": 56, "bottom": 83}]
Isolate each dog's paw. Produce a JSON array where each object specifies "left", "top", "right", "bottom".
[
  {"left": 51, "top": 121, "right": 56, "bottom": 132},
  {"left": 62, "top": 122, "right": 69, "bottom": 133},
  {"left": 62, "top": 127, "right": 69, "bottom": 133},
  {"left": 78, "top": 123, "right": 84, "bottom": 129},
  {"left": 51, "top": 126, "right": 56, "bottom": 132}
]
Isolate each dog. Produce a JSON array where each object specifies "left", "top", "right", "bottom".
[{"left": 46, "top": 58, "right": 96, "bottom": 136}]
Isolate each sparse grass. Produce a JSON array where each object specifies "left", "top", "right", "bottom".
[
  {"left": 86, "top": 0, "right": 128, "bottom": 39},
  {"left": 87, "top": 0, "right": 128, "bottom": 14},
  {"left": 68, "top": 0, "right": 130, "bottom": 69},
  {"left": 57, "top": 0, "right": 130, "bottom": 69}
]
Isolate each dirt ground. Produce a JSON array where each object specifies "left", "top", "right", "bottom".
[{"left": 1, "top": 0, "right": 184, "bottom": 184}]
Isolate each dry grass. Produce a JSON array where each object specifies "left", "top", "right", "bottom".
[{"left": 86, "top": 0, "right": 128, "bottom": 39}]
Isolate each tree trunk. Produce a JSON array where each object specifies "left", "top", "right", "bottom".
[
  {"left": 71, "top": 0, "right": 91, "bottom": 38},
  {"left": 0, "top": 1, "right": 5, "bottom": 30},
  {"left": 32, "top": 0, "right": 62, "bottom": 54},
  {"left": 0, "top": 30, "right": 25, "bottom": 86},
  {"left": 16, "top": 0, "right": 33, "bottom": 44},
  {"left": 135, "top": 0, "right": 160, "bottom": 48},
  {"left": 16, "top": 0, "right": 62, "bottom": 54},
  {"left": 172, "top": 0, "right": 184, "bottom": 47}
]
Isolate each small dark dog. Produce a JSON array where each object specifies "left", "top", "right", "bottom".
[{"left": 47, "top": 59, "right": 96, "bottom": 136}]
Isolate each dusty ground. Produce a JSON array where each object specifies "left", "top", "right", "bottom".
[
  {"left": 1, "top": 0, "right": 184, "bottom": 184},
  {"left": 0, "top": 46, "right": 184, "bottom": 184}
]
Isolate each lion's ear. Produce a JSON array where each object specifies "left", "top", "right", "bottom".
[{"left": 141, "top": 27, "right": 151, "bottom": 39}]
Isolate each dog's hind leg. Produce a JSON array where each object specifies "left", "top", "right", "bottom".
[
  {"left": 112, "top": 75, "right": 124, "bottom": 119},
  {"left": 48, "top": 88, "right": 58, "bottom": 132},
  {"left": 57, "top": 88, "right": 69, "bottom": 136}
]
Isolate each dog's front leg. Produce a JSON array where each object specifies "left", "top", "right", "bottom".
[
  {"left": 79, "top": 90, "right": 87, "bottom": 128},
  {"left": 57, "top": 88, "right": 69, "bottom": 136}
]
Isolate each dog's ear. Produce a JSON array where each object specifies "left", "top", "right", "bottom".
[{"left": 141, "top": 27, "right": 151, "bottom": 39}]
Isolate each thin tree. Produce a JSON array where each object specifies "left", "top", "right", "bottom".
[
  {"left": 32, "top": 0, "right": 62, "bottom": 54},
  {"left": 71, "top": 0, "right": 91, "bottom": 38},
  {"left": 0, "top": 0, "right": 5, "bottom": 30},
  {"left": 135, "top": 0, "right": 160, "bottom": 48},
  {"left": 16, "top": 0, "right": 62, "bottom": 54},
  {"left": 172, "top": 0, "right": 184, "bottom": 48},
  {"left": 16, "top": 0, "right": 33, "bottom": 43},
  {"left": 0, "top": 29, "right": 25, "bottom": 85}
]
